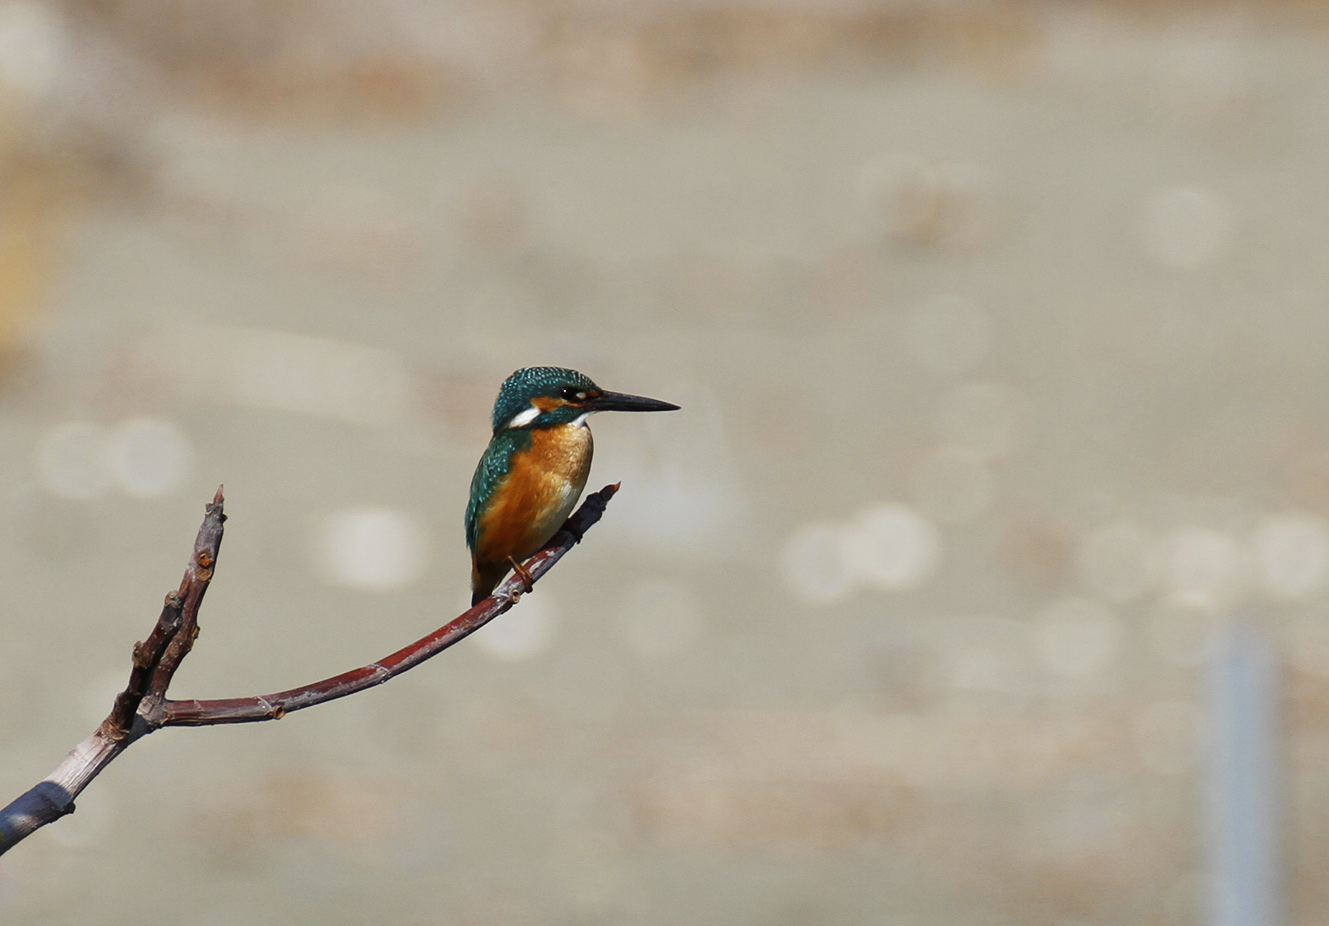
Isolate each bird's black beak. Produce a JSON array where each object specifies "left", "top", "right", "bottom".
[{"left": 584, "top": 390, "right": 680, "bottom": 413}]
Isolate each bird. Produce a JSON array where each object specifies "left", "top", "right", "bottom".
[{"left": 465, "top": 366, "right": 679, "bottom": 605}]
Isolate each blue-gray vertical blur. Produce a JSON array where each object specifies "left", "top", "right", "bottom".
[
  {"left": 1208, "top": 625, "right": 1281, "bottom": 926},
  {"left": 0, "top": 1, "right": 1327, "bottom": 924}
]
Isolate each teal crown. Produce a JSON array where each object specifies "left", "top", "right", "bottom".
[{"left": 491, "top": 367, "right": 598, "bottom": 431}]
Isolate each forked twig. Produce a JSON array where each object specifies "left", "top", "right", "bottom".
[{"left": 0, "top": 482, "right": 619, "bottom": 856}]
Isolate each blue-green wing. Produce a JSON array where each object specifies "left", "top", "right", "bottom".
[{"left": 464, "top": 429, "right": 530, "bottom": 552}]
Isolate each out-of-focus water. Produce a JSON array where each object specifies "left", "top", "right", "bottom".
[{"left": 2, "top": 3, "right": 1328, "bottom": 924}]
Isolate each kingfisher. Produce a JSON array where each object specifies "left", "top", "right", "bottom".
[{"left": 465, "top": 366, "right": 679, "bottom": 605}]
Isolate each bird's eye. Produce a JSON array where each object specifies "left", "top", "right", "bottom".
[{"left": 561, "top": 387, "right": 587, "bottom": 402}]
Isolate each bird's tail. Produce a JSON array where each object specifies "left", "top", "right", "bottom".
[{"left": 470, "top": 561, "right": 510, "bottom": 606}]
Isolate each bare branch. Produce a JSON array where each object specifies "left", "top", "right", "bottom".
[
  {"left": 0, "top": 486, "right": 227, "bottom": 854},
  {"left": 101, "top": 485, "right": 225, "bottom": 739},
  {"left": 100, "top": 592, "right": 182, "bottom": 739},
  {"left": 156, "top": 482, "right": 618, "bottom": 726},
  {"left": 147, "top": 485, "right": 226, "bottom": 698},
  {"left": 0, "top": 482, "right": 618, "bottom": 856}
]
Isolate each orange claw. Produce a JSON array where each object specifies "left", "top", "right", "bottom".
[{"left": 508, "top": 557, "right": 535, "bottom": 593}]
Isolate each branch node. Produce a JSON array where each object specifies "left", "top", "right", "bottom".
[
  {"left": 0, "top": 482, "right": 619, "bottom": 855},
  {"left": 35, "top": 783, "right": 74, "bottom": 817},
  {"left": 256, "top": 698, "right": 286, "bottom": 719},
  {"left": 161, "top": 592, "right": 183, "bottom": 628}
]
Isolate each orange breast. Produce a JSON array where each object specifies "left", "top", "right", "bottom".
[{"left": 474, "top": 424, "right": 593, "bottom": 567}]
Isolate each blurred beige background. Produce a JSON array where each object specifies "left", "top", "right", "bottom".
[{"left": 2, "top": 1, "right": 1329, "bottom": 923}]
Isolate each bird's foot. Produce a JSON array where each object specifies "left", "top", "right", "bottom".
[{"left": 508, "top": 557, "right": 535, "bottom": 594}]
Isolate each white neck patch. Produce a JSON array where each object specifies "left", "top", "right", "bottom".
[
  {"left": 571, "top": 411, "right": 596, "bottom": 428},
  {"left": 504, "top": 404, "right": 541, "bottom": 429}
]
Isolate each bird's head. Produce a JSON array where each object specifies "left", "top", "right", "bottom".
[{"left": 490, "top": 366, "right": 679, "bottom": 432}]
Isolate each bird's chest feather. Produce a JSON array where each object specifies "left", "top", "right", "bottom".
[{"left": 477, "top": 425, "right": 593, "bottom": 559}]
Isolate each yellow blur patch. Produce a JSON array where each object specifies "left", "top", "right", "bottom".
[{"left": 0, "top": 164, "right": 62, "bottom": 351}]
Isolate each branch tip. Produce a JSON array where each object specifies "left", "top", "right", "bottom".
[{"left": 1, "top": 480, "right": 619, "bottom": 853}]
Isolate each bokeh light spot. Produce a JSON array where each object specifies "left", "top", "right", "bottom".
[
  {"left": 1250, "top": 513, "right": 1329, "bottom": 600},
  {"left": 844, "top": 503, "right": 941, "bottom": 591},
  {"left": 109, "top": 418, "right": 192, "bottom": 497},
  {"left": 780, "top": 521, "right": 856, "bottom": 605},
  {"left": 1162, "top": 527, "right": 1250, "bottom": 610},
  {"left": 472, "top": 593, "right": 558, "bottom": 661},
  {"left": 317, "top": 507, "right": 429, "bottom": 591}
]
